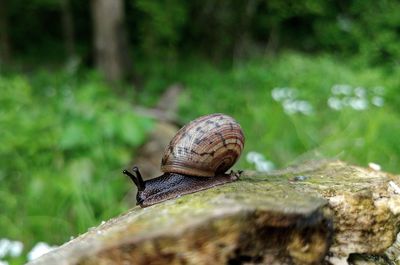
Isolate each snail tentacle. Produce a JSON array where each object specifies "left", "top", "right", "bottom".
[
  {"left": 123, "top": 168, "right": 145, "bottom": 191},
  {"left": 131, "top": 166, "right": 145, "bottom": 189}
]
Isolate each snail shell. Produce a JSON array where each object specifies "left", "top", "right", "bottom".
[
  {"left": 123, "top": 113, "right": 245, "bottom": 207},
  {"left": 161, "top": 113, "right": 245, "bottom": 176}
]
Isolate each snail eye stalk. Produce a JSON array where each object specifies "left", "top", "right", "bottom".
[
  {"left": 131, "top": 166, "right": 145, "bottom": 189},
  {"left": 123, "top": 167, "right": 145, "bottom": 191}
]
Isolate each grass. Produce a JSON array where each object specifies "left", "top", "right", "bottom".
[
  {"left": 0, "top": 70, "right": 153, "bottom": 263},
  {"left": 1, "top": 52, "right": 399, "bottom": 263},
  {"left": 131, "top": 52, "right": 400, "bottom": 172},
  {"left": 174, "top": 53, "right": 400, "bottom": 171}
]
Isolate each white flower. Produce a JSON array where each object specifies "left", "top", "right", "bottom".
[
  {"left": 246, "top": 151, "right": 265, "bottom": 164},
  {"left": 0, "top": 239, "right": 23, "bottom": 258},
  {"left": 295, "top": 100, "right": 313, "bottom": 115},
  {"left": 372, "top": 96, "right": 384, "bottom": 107},
  {"left": 27, "top": 242, "right": 57, "bottom": 261},
  {"left": 271, "top": 88, "right": 286, "bottom": 101},
  {"left": 327, "top": 97, "right": 343, "bottom": 110},
  {"left": 246, "top": 151, "right": 275, "bottom": 172},
  {"left": 282, "top": 100, "right": 297, "bottom": 114},
  {"left": 284, "top": 88, "right": 297, "bottom": 99},
  {"left": 354, "top": 87, "right": 366, "bottom": 98},
  {"left": 331, "top": 84, "right": 352, "bottom": 95},
  {"left": 255, "top": 160, "right": 275, "bottom": 172},
  {"left": 329, "top": 84, "right": 386, "bottom": 111},
  {"left": 349, "top": 98, "right": 368, "bottom": 110},
  {"left": 271, "top": 87, "right": 313, "bottom": 115},
  {"left": 341, "top": 85, "right": 353, "bottom": 95},
  {"left": 271, "top": 87, "right": 297, "bottom": 102},
  {"left": 282, "top": 99, "right": 313, "bottom": 115},
  {"left": 331, "top": 84, "right": 341, "bottom": 95},
  {"left": 0, "top": 239, "right": 10, "bottom": 258},
  {"left": 8, "top": 241, "right": 23, "bottom": 257}
]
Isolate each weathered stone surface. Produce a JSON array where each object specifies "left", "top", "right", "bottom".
[
  {"left": 269, "top": 161, "right": 400, "bottom": 264},
  {"left": 385, "top": 226, "right": 400, "bottom": 263},
  {"left": 26, "top": 160, "right": 400, "bottom": 265}
]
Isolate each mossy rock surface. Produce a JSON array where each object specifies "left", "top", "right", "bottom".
[{"left": 26, "top": 160, "right": 400, "bottom": 265}]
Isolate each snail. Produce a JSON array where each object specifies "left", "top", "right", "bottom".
[{"left": 123, "top": 113, "right": 245, "bottom": 207}]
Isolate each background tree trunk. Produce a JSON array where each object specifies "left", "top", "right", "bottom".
[
  {"left": 60, "top": 0, "right": 76, "bottom": 59},
  {"left": 0, "top": 0, "right": 11, "bottom": 64},
  {"left": 90, "top": 0, "right": 130, "bottom": 83}
]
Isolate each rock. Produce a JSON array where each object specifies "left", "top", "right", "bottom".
[
  {"left": 134, "top": 121, "right": 178, "bottom": 180},
  {"left": 385, "top": 229, "right": 400, "bottom": 263},
  {"left": 26, "top": 160, "right": 400, "bottom": 265},
  {"left": 124, "top": 121, "right": 178, "bottom": 205}
]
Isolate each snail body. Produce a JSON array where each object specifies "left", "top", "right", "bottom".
[{"left": 123, "top": 113, "right": 245, "bottom": 207}]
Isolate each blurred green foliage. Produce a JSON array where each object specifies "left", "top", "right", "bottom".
[
  {"left": 134, "top": 0, "right": 187, "bottom": 59},
  {"left": 0, "top": 69, "right": 153, "bottom": 256},
  {"left": 175, "top": 53, "right": 400, "bottom": 171}
]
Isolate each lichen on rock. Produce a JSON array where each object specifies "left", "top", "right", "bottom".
[{"left": 26, "top": 160, "right": 400, "bottom": 265}]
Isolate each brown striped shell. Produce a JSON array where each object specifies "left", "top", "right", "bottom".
[{"left": 161, "top": 113, "right": 245, "bottom": 177}]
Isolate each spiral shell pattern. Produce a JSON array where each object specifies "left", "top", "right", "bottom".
[{"left": 161, "top": 113, "right": 245, "bottom": 177}]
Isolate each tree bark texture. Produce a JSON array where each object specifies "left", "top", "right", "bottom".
[
  {"left": 60, "top": 0, "right": 76, "bottom": 59},
  {"left": 0, "top": 0, "right": 11, "bottom": 63},
  {"left": 90, "top": 0, "right": 130, "bottom": 83}
]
